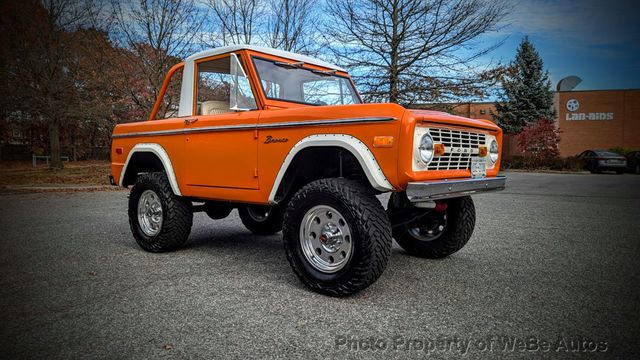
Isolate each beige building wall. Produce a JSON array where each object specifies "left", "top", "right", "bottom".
[{"left": 557, "top": 89, "right": 640, "bottom": 157}]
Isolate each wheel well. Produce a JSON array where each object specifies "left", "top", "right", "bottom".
[
  {"left": 122, "top": 152, "right": 166, "bottom": 187},
  {"left": 273, "top": 146, "right": 371, "bottom": 203}
]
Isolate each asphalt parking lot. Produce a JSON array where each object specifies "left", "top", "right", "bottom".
[{"left": 1, "top": 172, "right": 639, "bottom": 359}]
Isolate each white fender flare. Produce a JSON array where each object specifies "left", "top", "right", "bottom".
[
  {"left": 268, "top": 134, "right": 394, "bottom": 203},
  {"left": 120, "top": 143, "right": 182, "bottom": 196}
]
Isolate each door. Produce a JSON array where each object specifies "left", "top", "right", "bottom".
[{"left": 184, "top": 53, "right": 260, "bottom": 189}]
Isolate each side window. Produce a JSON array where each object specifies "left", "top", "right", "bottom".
[
  {"left": 155, "top": 67, "right": 183, "bottom": 120},
  {"left": 196, "top": 54, "right": 257, "bottom": 115},
  {"left": 229, "top": 53, "right": 258, "bottom": 111},
  {"left": 196, "top": 57, "right": 233, "bottom": 116}
]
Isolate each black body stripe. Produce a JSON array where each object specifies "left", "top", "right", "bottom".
[{"left": 111, "top": 116, "right": 396, "bottom": 139}]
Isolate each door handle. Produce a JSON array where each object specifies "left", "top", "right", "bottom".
[{"left": 184, "top": 118, "right": 198, "bottom": 125}]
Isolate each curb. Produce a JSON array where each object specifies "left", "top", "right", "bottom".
[
  {"left": 0, "top": 185, "right": 126, "bottom": 194},
  {"left": 502, "top": 169, "right": 591, "bottom": 175}
]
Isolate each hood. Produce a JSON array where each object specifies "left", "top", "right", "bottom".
[{"left": 409, "top": 110, "right": 501, "bottom": 132}]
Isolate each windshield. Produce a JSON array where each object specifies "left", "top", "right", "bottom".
[{"left": 253, "top": 57, "right": 361, "bottom": 106}]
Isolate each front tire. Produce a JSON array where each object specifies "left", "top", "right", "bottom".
[
  {"left": 283, "top": 178, "right": 392, "bottom": 297},
  {"left": 128, "top": 172, "right": 193, "bottom": 252},
  {"left": 238, "top": 205, "right": 283, "bottom": 235},
  {"left": 388, "top": 194, "right": 475, "bottom": 259}
]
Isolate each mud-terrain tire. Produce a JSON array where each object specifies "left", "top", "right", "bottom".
[
  {"left": 388, "top": 195, "right": 475, "bottom": 259},
  {"left": 238, "top": 205, "right": 283, "bottom": 235},
  {"left": 128, "top": 172, "right": 192, "bottom": 252},
  {"left": 283, "top": 178, "right": 392, "bottom": 297}
]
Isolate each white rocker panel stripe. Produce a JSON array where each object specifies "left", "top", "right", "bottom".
[
  {"left": 268, "top": 134, "right": 394, "bottom": 204},
  {"left": 119, "top": 143, "right": 182, "bottom": 196}
]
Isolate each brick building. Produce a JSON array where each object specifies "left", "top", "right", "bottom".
[
  {"left": 420, "top": 88, "right": 640, "bottom": 158},
  {"left": 556, "top": 89, "right": 640, "bottom": 156}
]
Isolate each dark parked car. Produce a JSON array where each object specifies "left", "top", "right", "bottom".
[
  {"left": 626, "top": 151, "right": 640, "bottom": 174},
  {"left": 577, "top": 150, "right": 627, "bottom": 174}
]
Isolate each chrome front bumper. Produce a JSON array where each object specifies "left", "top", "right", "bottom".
[{"left": 406, "top": 176, "right": 506, "bottom": 202}]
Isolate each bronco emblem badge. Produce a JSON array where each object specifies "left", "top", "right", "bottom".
[{"left": 264, "top": 135, "right": 289, "bottom": 144}]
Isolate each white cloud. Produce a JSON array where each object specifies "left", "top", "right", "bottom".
[{"left": 503, "top": 0, "right": 640, "bottom": 47}]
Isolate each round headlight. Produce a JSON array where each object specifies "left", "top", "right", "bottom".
[
  {"left": 489, "top": 139, "right": 499, "bottom": 163},
  {"left": 419, "top": 134, "right": 434, "bottom": 164}
]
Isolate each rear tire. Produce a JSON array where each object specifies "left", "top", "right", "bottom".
[
  {"left": 388, "top": 194, "right": 475, "bottom": 259},
  {"left": 128, "top": 172, "right": 193, "bottom": 252},
  {"left": 238, "top": 205, "right": 283, "bottom": 235},
  {"left": 283, "top": 178, "right": 392, "bottom": 297}
]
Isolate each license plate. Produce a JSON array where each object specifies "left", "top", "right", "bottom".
[{"left": 471, "top": 158, "right": 486, "bottom": 178}]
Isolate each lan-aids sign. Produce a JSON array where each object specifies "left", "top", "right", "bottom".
[{"left": 565, "top": 99, "right": 614, "bottom": 121}]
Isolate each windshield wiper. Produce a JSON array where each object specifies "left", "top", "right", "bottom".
[
  {"left": 311, "top": 69, "right": 338, "bottom": 76},
  {"left": 274, "top": 61, "right": 305, "bottom": 69}
]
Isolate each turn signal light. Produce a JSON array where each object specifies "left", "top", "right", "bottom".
[
  {"left": 478, "top": 146, "right": 488, "bottom": 157},
  {"left": 115, "top": 147, "right": 123, "bottom": 155},
  {"left": 434, "top": 143, "right": 445, "bottom": 156},
  {"left": 373, "top": 136, "right": 394, "bottom": 148}
]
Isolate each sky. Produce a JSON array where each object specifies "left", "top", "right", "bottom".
[
  {"left": 113, "top": 0, "right": 640, "bottom": 94},
  {"left": 483, "top": 0, "right": 640, "bottom": 91}
]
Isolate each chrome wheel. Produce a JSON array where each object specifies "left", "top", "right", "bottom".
[
  {"left": 300, "top": 205, "right": 352, "bottom": 273},
  {"left": 137, "top": 190, "right": 163, "bottom": 237},
  {"left": 408, "top": 213, "right": 447, "bottom": 242}
]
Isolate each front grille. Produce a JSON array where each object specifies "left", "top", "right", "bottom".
[{"left": 427, "top": 128, "right": 486, "bottom": 170}]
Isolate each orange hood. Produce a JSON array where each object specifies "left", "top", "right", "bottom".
[{"left": 409, "top": 110, "right": 501, "bottom": 132}]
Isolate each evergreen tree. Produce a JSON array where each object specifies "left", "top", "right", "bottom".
[{"left": 493, "top": 37, "right": 555, "bottom": 134}]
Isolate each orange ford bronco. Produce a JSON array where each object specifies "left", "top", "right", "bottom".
[{"left": 110, "top": 45, "right": 506, "bottom": 296}]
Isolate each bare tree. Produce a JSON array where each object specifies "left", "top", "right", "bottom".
[
  {"left": 0, "top": 0, "right": 94, "bottom": 168},
  {"left": 325, "top": 0, "right": 509, "bottom": 106},
  {"left": 111, "top": 0, "right": 204, "bottom": 117},
  {"left": 264, "top": 0, "right": 318, "bottom": 53},
  {"left": 206, "top": 0, "right": 261, "bottom": 46}
]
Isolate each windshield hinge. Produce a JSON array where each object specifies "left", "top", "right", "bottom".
[
  {"left": 274, "top": 61, "right": 305, "bottom": 69},
  {"left": 311, "top": 69, "right": 338, "bottom": 76}
]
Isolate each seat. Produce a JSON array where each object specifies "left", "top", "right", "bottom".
[{"left": 201, "top": 100, "right": 231, "bottom": 115}]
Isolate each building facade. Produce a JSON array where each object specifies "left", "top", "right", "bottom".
[{"left": 556, "top": 89, "right": 640, "bottom": 157}]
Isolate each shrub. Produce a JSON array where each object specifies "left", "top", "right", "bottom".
[
  {"left": 563, "top": 156, "right": 586, "bottom": 171},
  {"left": 501, "top": 155, "right": 524, "bottom": 169},
  {"left": 608, "top": 147, "right": 632, "bottom": 156},
  {"left": 515, "top": 118, "right": 560, "bottom": 168}
]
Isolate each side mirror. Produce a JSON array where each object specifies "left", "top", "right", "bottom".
[{"left": 230, "top": 53, "right": 257, "bottom": 111}]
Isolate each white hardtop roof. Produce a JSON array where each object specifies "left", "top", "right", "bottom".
[{"left": 185, "top": 45, "right": 346, "bottom": 72}]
